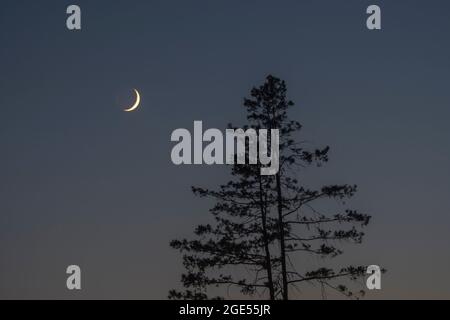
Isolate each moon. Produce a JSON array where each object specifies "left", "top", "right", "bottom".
[{"left": 123, "top": 89, "right": 141, "bottom": 112}]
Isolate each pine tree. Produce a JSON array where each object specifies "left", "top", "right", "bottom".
[{"left": 169, "top": 75, "right": 372, "bottom": 299}]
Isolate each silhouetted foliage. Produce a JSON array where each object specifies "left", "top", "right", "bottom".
[{"left": 169, "top": 75, "right": 372, "bottom": 299}]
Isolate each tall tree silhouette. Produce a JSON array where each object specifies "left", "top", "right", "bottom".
[{"left": 170, "top": 75, "right": 371, "bottom": 300}]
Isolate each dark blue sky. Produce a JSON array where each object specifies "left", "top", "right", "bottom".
[{"left": 1, "top": 0, "right": 450, "bottom": 298}]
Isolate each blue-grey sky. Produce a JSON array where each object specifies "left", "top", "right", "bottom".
[{"left": 1, "top": 0, "right": 450, "bottom": 299}]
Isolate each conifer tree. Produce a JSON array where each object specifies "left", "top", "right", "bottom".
[{"left": 169, "top": 75, "right": 371, "bottom": 299}]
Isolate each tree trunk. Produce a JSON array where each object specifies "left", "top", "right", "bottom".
[
  {"left": 276, "top": 172, "right": 288, "bottom": 300},
  {"left": 258, "top": 174, "right": 275, "bottom": 299}
]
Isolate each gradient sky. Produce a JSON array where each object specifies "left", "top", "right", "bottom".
[{"left": 1, "top": 0, "right": 450, "bottom": 299}]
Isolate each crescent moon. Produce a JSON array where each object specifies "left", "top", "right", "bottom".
[{"left": 123, "top": 89, "right": 141, "bottom": 112}]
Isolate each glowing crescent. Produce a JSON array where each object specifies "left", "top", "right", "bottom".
[{"left": 123, "top": 89, "right": 141, "bottom": 112}]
